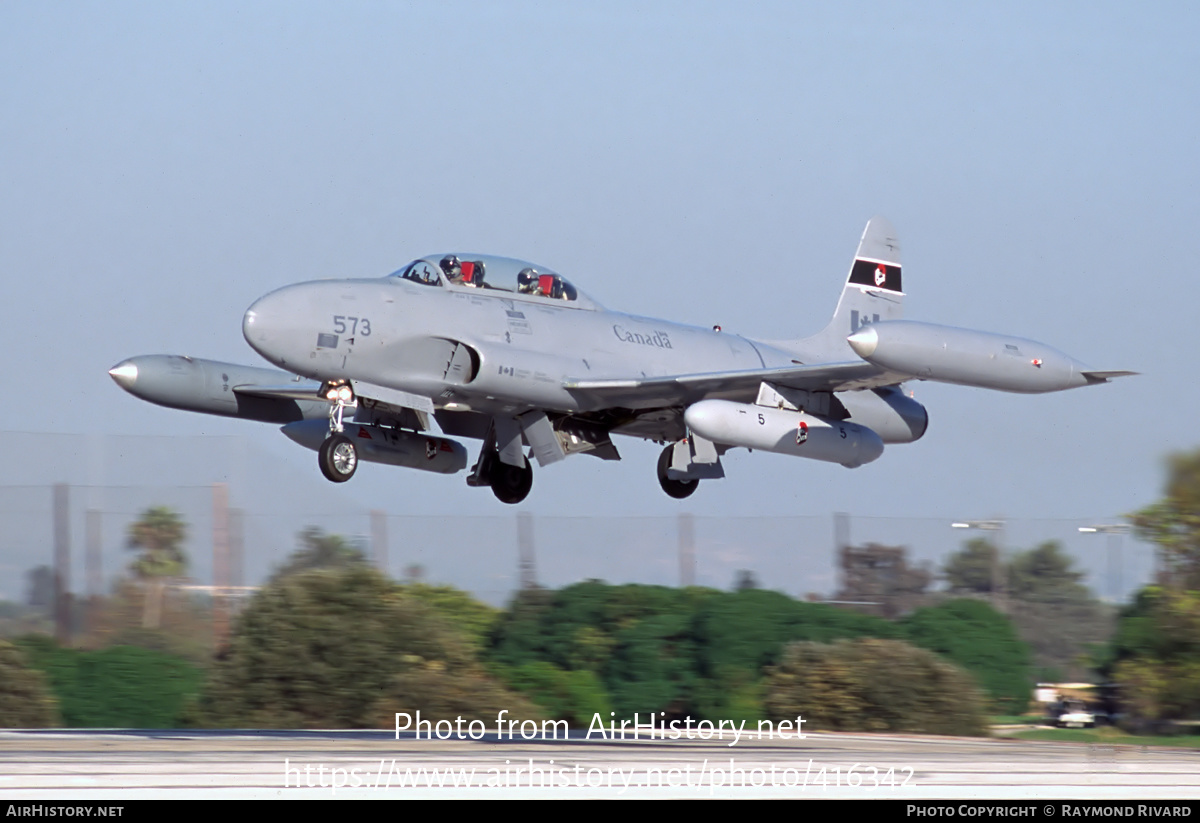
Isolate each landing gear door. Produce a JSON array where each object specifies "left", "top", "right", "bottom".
[
  {"left": 518, "top": 410, "right": 567, "bottom": 467},
  {"left": 668, "top": 435, "right": 725, "bottom": 480}
]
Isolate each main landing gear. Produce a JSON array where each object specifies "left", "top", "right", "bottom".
[
  {"left": 490, "top": 458, "right": 533, "bottom": 504},
  {"left": 657, "top": 444, "right": 699, "bottom": 499},
  {"left": 468, "top": 449, "right": 534, "bottom": 504},
  {"left": 319, "top": 381, "right": 358, "bottom": 483}
]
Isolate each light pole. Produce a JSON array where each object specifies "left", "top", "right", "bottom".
[
  {"left": 1078, "top": 524, "right": 1130, "bottom": 603},
  {"left": 951, "top": 519, "right": 1007, "bottom": 613}
]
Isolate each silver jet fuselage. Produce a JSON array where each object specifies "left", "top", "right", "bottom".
[{"left": 242, "top": 274, "right": 798, "bottom": 418}]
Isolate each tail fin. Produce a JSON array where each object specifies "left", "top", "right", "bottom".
[{"left": 793, "top": 216, "right": 904, "bottom": 360}]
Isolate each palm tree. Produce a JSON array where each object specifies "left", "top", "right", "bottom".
[{"left": 127, "top": 506, "right": 187, "bottom": 628}]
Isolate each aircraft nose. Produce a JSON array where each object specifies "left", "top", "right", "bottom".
[
  {"left": 242, "top": 303, "right": 259, "bottom": 346},
  {"left": 108, "top": 359, "right": 139, "bottom": 390},
  {"left": 242, "top": 288, "right": 292, "bottom": 361},
  {"left": 242, "top": 282, "right": 327, "bottom": 370}
]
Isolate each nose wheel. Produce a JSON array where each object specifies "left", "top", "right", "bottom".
[
  {"left": 317, "top": 380, "right": 358, "bottom": 483},
  {"left": 657, "top": 444, "right": 698, "bottom": 499},
  {"left": 319, "top": 434, "right": 358, "bottom": 483}
]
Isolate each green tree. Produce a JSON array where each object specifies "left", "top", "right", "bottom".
[
  {"left": 1102, "top": 446, "right": 1200, "bottom": 730},
  {"left": 1007, "top": 542, "right": 1087, "bottom": 601},
  {"left": 270, "top": 527, "right": 367, "bottom": 581},
  {"left": 606, "top": 611, "right": 699, "bottom": 719},
  {"left": 690, "top": 588, "right": 898, "bottom": 719},
  {"left": 399, "top": 582, "right": 500, "bottom": 653},
  {"left": 734, "top": 570, "right": 759, "bottom": 591},
  {"left": 764, "top": 637, "right": 988, "bottom": 736},
  {"left": 1004, "top": 542, "right": 1113, "bottom": 682},
  {"left": 1130, "top": 448, "right": 1200, "bottom": 588},
  {"left": 126, "top": 506, "right": 188, "bottom": 629},
  {"left": 901, "top": 599, "right": 1031, "bottom": 712},
  {"left": 127, "top": 506, "right": 187, "bottom": 579},
  {"left": 15, "top": 636, "right": 202, "bottom": 727},
  {"left": 495, "top": 661, "right": 612, "bottom": 726},
  {"left": 943, "top": 539, "right": 1112, "bottom": 682},
  {"left": 1102, "top": 587, "right": 1200, "bottom": 731},
  {"left": 25, "top": 565, "right": 55, "bottom": 613},
  {"left": 201, "top": 565, "right": 537, "bottom": 728},
  {"left": 943, "top": 538, "right": 1000, "bottom": 595},
  {"left": 488, "top": 582, "right": 901, "bottom": 722},
  {"left": 0, "top": 640, "right": 60, "bottom": 727}
]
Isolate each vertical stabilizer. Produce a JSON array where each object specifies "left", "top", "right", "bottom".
[{"left": 793, "top": 216, "right": 904, "bottom": 360}]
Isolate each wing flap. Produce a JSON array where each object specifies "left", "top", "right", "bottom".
[{"left": 564, "top": 361, "right": 903, "bottom": 410}]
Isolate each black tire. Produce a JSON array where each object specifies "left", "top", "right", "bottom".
[
  {"left": 490, "top": 458, "right": 533, "bottom": 504},
  {"left": 319, "top": 434, "right": 358, "bottom": 483},
  {"left": 657, "top": 445, "right": 698, "bottom": 499}
]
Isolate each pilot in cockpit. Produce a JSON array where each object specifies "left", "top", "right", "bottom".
[
  {"left": 440, "top": 255, "right": 462, "bottom": 283},
  {"left": 517, "top": 268, "right": 539, "bottom": 294}
]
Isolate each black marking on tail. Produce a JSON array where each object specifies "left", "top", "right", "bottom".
[
  {"left": 850, "top": 311, "right": 881, "bottom": 333},
  {"left": 848, "top": 259, "right": 902, "bottom": 293}
]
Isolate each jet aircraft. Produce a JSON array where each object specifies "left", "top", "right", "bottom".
[{"left": 109, "top": 217, "right": 1133, "bottom": 504}]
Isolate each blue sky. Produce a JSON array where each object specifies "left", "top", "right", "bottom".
[{"left": 1, "top": 2, "right": 1195, "bottom": 598}]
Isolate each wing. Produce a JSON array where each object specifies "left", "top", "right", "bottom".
[
  {"left": 235, "top": 378, "right": 432, "bottom": 430},
  {"left": 563, "top": 361, "right": 906, "bottom": 410}
]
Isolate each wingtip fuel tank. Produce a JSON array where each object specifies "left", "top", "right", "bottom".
[
  {"left": 847, "top": 320, "right": 1099, "bottom": 394},
  {"left": 107, "top": 354, "right": 329, "bottom": 423}
]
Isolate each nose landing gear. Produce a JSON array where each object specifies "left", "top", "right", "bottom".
[{"left": 318, "top": 380, "right": 358, "bottom": 483}]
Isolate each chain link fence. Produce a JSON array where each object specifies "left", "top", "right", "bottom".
[
  {"left": 0, "top": 431, "right": 1156, "bottom": 615},
  {"left": 0, "top": 485, "right": 1155, "bottom": 608}
]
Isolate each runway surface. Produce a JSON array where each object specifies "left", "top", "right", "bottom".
[{"left": 1, "top": 729, "right": 1197, "bottom": 799}]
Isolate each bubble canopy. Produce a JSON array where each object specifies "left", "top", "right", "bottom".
[{"left": 388, "top": 254, "right": 600, "bottom": 309}]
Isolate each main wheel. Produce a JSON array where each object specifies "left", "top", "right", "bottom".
[
  {"left": 319, "top": 434, "right": 358, "bottom": 483},
  {"left": 490, "top": 458, "right": 533, "bottom": 504},
  {"left": 657, "top": 445, "right": 698, "bottom": 499}
]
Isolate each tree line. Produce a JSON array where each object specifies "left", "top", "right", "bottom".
[{"left": 3, "top": 446, "right": 1200, "bottom": 733}]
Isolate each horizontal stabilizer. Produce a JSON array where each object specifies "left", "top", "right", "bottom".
[{"left": 1080, "top": 370, "right": 1139, "bottom": 385}]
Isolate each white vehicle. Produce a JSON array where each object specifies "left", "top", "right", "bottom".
[{"left": 1056, "top": 700, "right": 1096, "bottom": 728}]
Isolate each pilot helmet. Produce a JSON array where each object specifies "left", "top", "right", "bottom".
[
  {"left": 440, "top": 255, "right": 460, "bottom": 274},
  {"left": 517, "top": 268, "right": 536, "bottom": 287}
]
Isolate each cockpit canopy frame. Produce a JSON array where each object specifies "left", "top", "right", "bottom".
[{"left": 389, "top": 254, "right": 600, "bottom": 310}]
